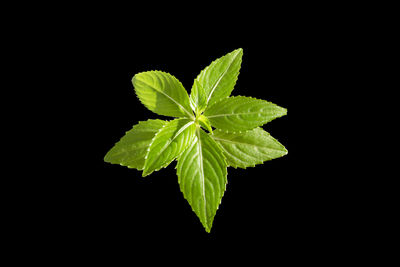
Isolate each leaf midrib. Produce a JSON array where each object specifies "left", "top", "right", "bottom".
[
  {"left": 212, "top": 136, "right": 285, "bottom": 152},
  {"left": 196, "top": 127, "right": 207, "bottom": 228},
  {"left": 206, "top": 111, "right": 263, "bottom": 118},
  {"left": 144, "top": 121, "right": 194, "bottom": 173},
  {"left": 107, "top": 144, "right": 151, "bottom": 157},
  {"left": 205, "top": 51, "right": 240, "bottom": 105}
]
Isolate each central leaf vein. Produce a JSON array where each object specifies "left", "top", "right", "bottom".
[
  {"left": 196, "top": 127, "right": 207, "bottom": 225},
  {"left": 206, "top": 111, "right": 262, "bottom": 118},
  {"left": 206, "top": 52, "right": 238, "bottom": 105}
]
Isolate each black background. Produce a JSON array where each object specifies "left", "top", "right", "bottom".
[
  {"left": 75, "top": 32, "right": 307, "bottom": 242},
  {"left": 20, "top": 5, "right": 348, "bottom": 259},
  {"left": 6, "top": 2, "right": 387, "bottom": 263}
]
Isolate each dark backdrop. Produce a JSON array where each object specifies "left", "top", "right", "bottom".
[
  {"left": 5, "top": 2, "right": 374, "bottom": 262},
  {"left": 33, "top": 7, "right": 336, "bottom": 258},
  {"left": 75, "top": 35, "right": 302, "bottom": 240}
]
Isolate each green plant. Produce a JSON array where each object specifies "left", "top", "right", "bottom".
[{"left": 104, "top": 49, "right": 288, "bottom": 232}]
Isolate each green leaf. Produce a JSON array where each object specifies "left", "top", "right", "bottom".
[
  {"left": 197, "top": 114, "right": 213, "bottom": 134},
  {"left": 176, "top": 127, "right": 227, "bottom": 233},
  {"left": 189, "top": 80, "right": 207, "bottom": 114},
  {"left": 212, "top": 128, "right": 287, "bottom": 169},
  {"left": 106, "top": 48, "right": 289, "bottom": 233},
  {"left": 132, "top": 71, "right": 194, "bottom": 119},
  {"left": 143, "top": 119, "right": 196, "bottom": 176},
  {"left": 204, "top": 96, "right": 287, "bottom": 131},
  {"left": 104, "top": 119, "right": 167, "bottom": 170},
  {"left": 190, "top": 48, "right": 243, "bottom": 111}
]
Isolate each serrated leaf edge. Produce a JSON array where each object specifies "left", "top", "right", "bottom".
[
  {"left": 142, "top": 119, "right": 195, "bottom": 177},
  {"left": 104, "top": 119, "right": 167, "bottom": 170},
  {"left": 204, "top": 95, "right": 287, "bottom": 133},
  {"left": 211, "top": 128, "right": 288, "bottom": 169},
  {"left": 205, "top": 49, "right": 243, "bottom": 106},
  {"left": 176, "top": 129, "right": 228, "bottom": 233},
  {"left": 133, "top": 70, "right": 194, "bottom": 119},
  {"left": 192, "top": 48, "right": 243, "bottom": 113}
]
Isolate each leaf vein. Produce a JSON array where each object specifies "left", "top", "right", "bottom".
[{"left": 137, "top": 78, "right": 194, "bottom": 119}]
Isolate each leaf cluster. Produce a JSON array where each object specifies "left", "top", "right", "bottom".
[{"left": 105, "top": 49, "right": 287, "bottom": 232}]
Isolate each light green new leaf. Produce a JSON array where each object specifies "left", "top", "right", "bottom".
[
  {"left": 197, "top": 114, "right": 213, "bottom": 134},
  {"left": 204, "top": 96, "right": 287, "bottom": 131},
  {"left": 189, "top": 80, "right": 207, "bottom": 114},
  {"left": 190, "top": 48, "right": 243, "bottom": 112},
  {"left": 133, "top": 71, "right": 194, "bottom": 119},
  {"left": 143, "top": 119, "right": 196, "bottom": 176},
  {"left": 176, "top": 127, "right": 227, "bottom": 233},
  {"left": 104, "top": 119, "right": 166, "bottom": 170},
  {"left": 212, "top": 128, "right": 287, "bottom": 169}
]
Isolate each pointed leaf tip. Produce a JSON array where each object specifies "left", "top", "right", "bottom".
[
  {"left": 234, "top": 48, "right": 243, "bottom": 54},
  {"left": 177, "top": 128, "right": 227, "bottom": 233},
  {"left": 104, "top": 119, "right": 167, "bottom": 170},
  {"left": 205, "top": 96, "right": 287, "bottom": 131},
  {"left": 212, "top": 127, "right": 288, "bottom": 169}
]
